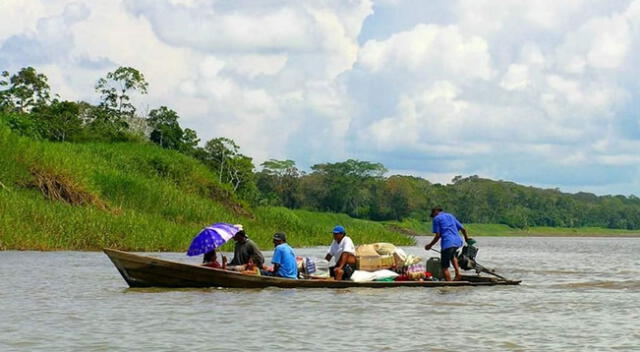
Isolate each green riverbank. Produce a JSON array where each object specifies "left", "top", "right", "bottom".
[
  {"left": 2, "top": 123, "right": 636, "bottom": 253},
  {"left": 0, "top": 123, "right": 413, "bottom": 251}
]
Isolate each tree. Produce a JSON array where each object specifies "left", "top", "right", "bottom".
[
  {"left": 181, "top": 128, "right": 200, "bottom": 154},
  {"left": 147, "top": 107, "right": 201, "bottom": 153},
  {"left": 147, "top": 106, "right": 183, "bottom": 150},
  {"left": 203, "top": 137, "right": 240, "bottom": 183},
  {"left": 95, "top": 66, "right": 148, "bottom": 119},
  {"left": 0, "top": 71, "right": 10, "bottom": 111},
  {"left": 384, "top": 176, "right": 415, "bottom": 220},
  {"left": 89, "top": 67, "right": 148, "bottom": 139},
  {"left": 2, "top": 67, "right": 51, "bottom": 112},
  {"left": 32, "top": 100, "right": 83, "bottom": 142},
  {"left": 308, "top": 159, "right": 387, "bottom": 216},
  {"left": 200, "top": 137, "right": 257, "bottom": 198},
  {"left": 257, "top": 159, "right": 302, "bottom": 207}
]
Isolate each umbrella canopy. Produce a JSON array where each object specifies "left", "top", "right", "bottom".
[{"left": 187, "top": 223, "right": 241, "bottom": 256}]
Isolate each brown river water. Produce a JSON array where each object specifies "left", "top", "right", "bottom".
[{"left": 1, "top": 236, "right": 639, "bottom": 351}]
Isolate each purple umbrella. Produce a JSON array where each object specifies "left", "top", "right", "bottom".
[{"left": 187, "top": 223, "right": 241, "bottom": 256}]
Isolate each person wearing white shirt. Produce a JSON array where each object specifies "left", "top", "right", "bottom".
[{"left": 324, "top": 225, "right": 357, "bottom": 280}]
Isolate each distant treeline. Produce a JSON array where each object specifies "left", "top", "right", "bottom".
[
  {"left": 2, "top": 66, "right": 640, "bottom": 230},
  {"left": 256, "top": 164, "right": 640, "bottom": 229}
]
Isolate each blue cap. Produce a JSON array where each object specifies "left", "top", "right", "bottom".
[{"left": 332, "top": 225, "right": 346, "bottom": 234}]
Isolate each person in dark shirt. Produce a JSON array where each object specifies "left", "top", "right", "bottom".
[
  {"left": 228, "top": 229, "right": 265, "bottom": 268},
  {"left": 202, "top": 249, "right": 226, "bottom": 269}
]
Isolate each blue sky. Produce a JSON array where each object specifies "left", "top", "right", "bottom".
[{"left": 2, "top": 0, "right": 640, "bottom": 196}]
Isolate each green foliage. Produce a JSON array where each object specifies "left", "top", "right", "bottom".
[
  {"left": 423, "top": 176, "right": 640, "bottom": 230},
  {"left": 0, "top": 67, "right": 51, "bottom": 113},
  {"left": 304, "top": 159, "right": 387, "bottom": 217},
  {"left": 0, "top": 125, "right": 411, "bottom": 250},
  {"left": 0, "top": 111, "right": 44, "bottom": 138},
  {"left": 148, "top": 106, "right": 183, "bottom": 149},
  {"left": 31, "top": 100, "right": 83, "bottom": 142},
  {"left": 181, "top": 128, "right": 200, "bottom": 153},
  {"left": 95, "top": 66, "right": 148, "bottom": 118},
  {"left": 0, "top": 70, "right": 10, "bottom": 111},
  {"left": 256, "top": 159, "right": 301, "bottom": 208},
  {"left": 199, "top": 137, "right": 257, "bottom": 199},
  {"left": 147, "top": 106, "right": 201, "bottom": 154},
  {"left": 246, "top": 207, "right": 414, "bottom": 249},
  {"left": 369, "top": 175, "right": 430, "bottom": 221},
  {"left": 257, "top": 168, "right": 640, "bottom": 230},
  {"left": 0, "top": 126, "right": 236, "bottom": 250}
]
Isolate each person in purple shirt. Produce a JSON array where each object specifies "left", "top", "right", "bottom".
[{"left": 424, "top": 206, "right": 472, "bottom": 281}]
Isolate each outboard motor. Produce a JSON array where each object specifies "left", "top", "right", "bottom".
[
  {"left": 457, "top": 240, "right": 510, "bottom": 281},
  {"left": 457, "top": 243, "right": 479, "bottom": 271}
]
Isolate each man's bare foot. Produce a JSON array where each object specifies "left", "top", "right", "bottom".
[{"left": 454, "top": 275, "right": 462, "bottom": 281}]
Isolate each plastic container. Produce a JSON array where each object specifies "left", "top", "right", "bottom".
[
  {"left": 311, "top": 258, "right": 330, "bottom": 278},
  {"left": 426, "top": 257, "right": 443, "bottom": 280}
]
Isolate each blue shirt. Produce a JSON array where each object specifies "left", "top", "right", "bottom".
[
  {"left": 432, "top": 212, "right": 464, "bottom": 250},
  {"left": 272, "top": 243, "right": 298, "bottom": 279}
]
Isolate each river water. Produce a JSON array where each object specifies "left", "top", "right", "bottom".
[{"left": 1, "top": 237, "right": 639, "bottom": 351}]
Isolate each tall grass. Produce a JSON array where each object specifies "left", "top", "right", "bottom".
[{"left": 0, "top": 124, "right": 415, "bottom": 251}]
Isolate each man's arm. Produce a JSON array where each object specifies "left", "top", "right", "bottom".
[
  {"left": 325, "top": 240, "right": 337, "bottom": 262},
  {"left": 424, "top": 233, "right": 441, "bottom": 251},
  {"left": 270, "top": 247, "right": 282, "bottom": 274},
  {"left": 228, "top": 247, "right": 239, "bottom": 265},
  {"left": 460, "top": 228, "right": 470, "bottom": 242},
  {"left": 272, "top": 263, "right": 281, "bottom": 274},
  {"left": 336, "top": 252, "right": 356, "bottom": 269}
]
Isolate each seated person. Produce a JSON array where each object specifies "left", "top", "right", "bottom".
[
  {"left": 240, "top": 256, "right": 261, "bottom": 276},
  {"left": 228, "top": 227, "right": 265, "bottom": 268},
  {"left": 202, "top": 249, "right": 226, "bottom": 269},
  {"left": 325, "top": 225, "right": 357, "bottom": 280},
  {"left": 260, "top": 232, "right": 298, "bottom": 279}
]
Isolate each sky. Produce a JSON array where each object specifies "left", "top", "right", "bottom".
[{"left": 1, "top": 0, "right": 640, "bottom": 196}]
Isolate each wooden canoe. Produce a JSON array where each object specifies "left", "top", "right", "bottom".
[{"left": 103, "top": 248, "right": 521, "bottom": 288}]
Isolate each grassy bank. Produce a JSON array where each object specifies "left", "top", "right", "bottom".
[
  {"left": 2, "top": 122, "right": 633, "bottom": 253},
  {"left": 0, "top": 124, "right": 412, "bottom": 251}
]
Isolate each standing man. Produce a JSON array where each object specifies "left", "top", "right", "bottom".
[
  {"left": 325, "top": 225, "right": 357, "bottom": 280},
  {"left": 262, "top": 232, "right": 298, "bottom": 279},
  {"left": 228, "top": 226, "right": 265, "bottom": 269},
  {"left": 424, "top": 207, "right": 471, "bottom": 281}
]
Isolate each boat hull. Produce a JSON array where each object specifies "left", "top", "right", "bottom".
[{"left": 104, "top": 248, "right": 521, "bottom": 288}]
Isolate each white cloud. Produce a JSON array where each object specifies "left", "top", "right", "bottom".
[
  {"left": 0, "top": 0, "right": 48, "bottom": 41},
  {"left": 2, "top": 0, "right": 640, "bottom": 195},
  {"left": 500, "top": 64, "right": 530, "bottom": 90},
  {"left": 226, "top": 55, "right": 287, "bottom": 78},
  {"left": 125, "top": 1, "right": 318, "bottom": 53},
  {"left": 358, "top": 24, "right": 494, "bottom": 81},
  {"left": 360, "top": 81, "right": 491, "bottom": 155},
  {"left": 555, "top": 14, "right": 631, "bottom": 73}
]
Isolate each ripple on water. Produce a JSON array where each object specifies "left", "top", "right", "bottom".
[{"left": 1, "top": 237, "right": 640, "bottom": 351}]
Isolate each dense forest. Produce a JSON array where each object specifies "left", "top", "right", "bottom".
[{"left": 2, "top": 66, "right": 640, "bottom": 232}]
